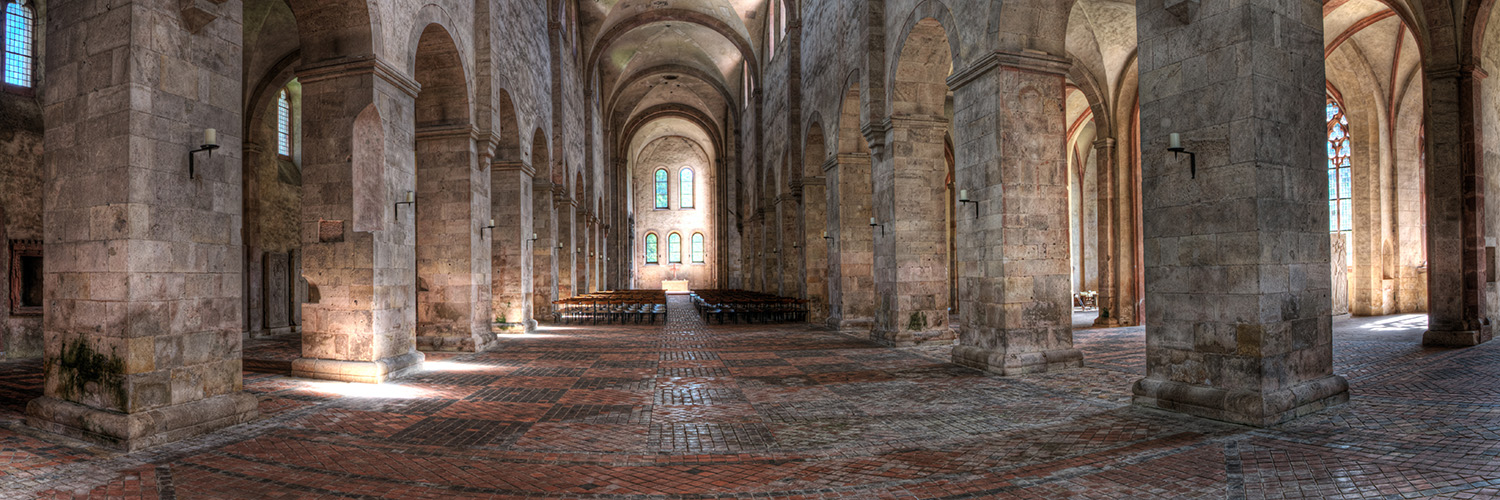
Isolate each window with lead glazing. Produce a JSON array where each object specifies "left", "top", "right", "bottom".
[
  {"left": 668, "top": 233, "right": 682, "bottom": 263},
  {"left": 679, "top": 168, "right": 694, "bottom": 208},
  {"left": 3, "top": 1, "right": 34, "bottom": 88},
  {"left": 645, "top": 233, "right": 658, "bottom": 264},
  {"left": 277, "top": 89, "right": 292, "bottom": 157},
  {"left": 655, "top": 168, "right": 669, "bottom": 209},
  {"left": 1328, "top": 99, "right": 1353, "bottom": 265},
  {"left": 691, "top": 233, "right": 704, "bottom": 263}
]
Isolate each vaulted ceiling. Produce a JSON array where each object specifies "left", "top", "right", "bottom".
[{"left": 579, "top": 0, "right": 769, "bottom": 159}]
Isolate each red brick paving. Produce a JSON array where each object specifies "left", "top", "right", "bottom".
[{"left": 2, "top": 299, "right": 1499, "bottom": 498}]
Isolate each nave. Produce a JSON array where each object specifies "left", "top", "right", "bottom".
[{"left": 2, "top": 299, "right": 1497, "bottom": 499}]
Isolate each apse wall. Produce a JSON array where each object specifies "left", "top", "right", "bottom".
[{"left": 633, "top": 136, "right": 717, "bottom": 289}]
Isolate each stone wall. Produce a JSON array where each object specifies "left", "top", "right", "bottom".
[{"left": 0, "top": 88, "right": 45, "bottom": 359}]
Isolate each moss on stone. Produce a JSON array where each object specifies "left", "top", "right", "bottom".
[{"left": 56, "top": 338, "right": 127, "bottom": 409}]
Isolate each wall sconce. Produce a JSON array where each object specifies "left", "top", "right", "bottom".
[
  {"left": 188, "top": 128, "right": 220, "bottom": 179},
  {"left": 1168, "top": 133, "right": 1197, "bottom": 179},
  {"left": 394, "top": 191, "right": 415, "bottom": 217},
  {"left": 822, "top": 231, "right": 832, "bottom": 240},
  {"left": 870, "top": 217, "right": 883, "bottom": 235},
  {"left": 481, "top": 218, "right": 496, "bottom": 236},
  {"left": 958, "top": 189, "right": 979, "bottom": 218},
  {"left": 557, "top": 241, "right": 564, "bottom": 249}
]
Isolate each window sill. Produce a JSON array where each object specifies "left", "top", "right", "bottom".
[{"left": 1, "top": 83, "right": 36, "bottom": 98}]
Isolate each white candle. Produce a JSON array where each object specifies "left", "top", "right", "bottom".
[
  {"left": 405, "top": 191, "right": 415, "bottom": 203},
  {"left": 959, "top": 189, "right": 969, "bottom": 202},
  {"left": 822, "top": 231, "right": 828, "bottom": 238},
  {"left": 488, "top": 219, "right": 495, "bottom": 227},
  {"left": 870, "top": 217, "right": 877, "bottom": 226},
  {"left": 532, "top": 233, "right": 538, "bottom": 240},
  {"left": 204, "top": 128, "right": 217, "bottom": 146},
  {"left": 1169, "top": 133, "right": 1181, "bottom": 149}
]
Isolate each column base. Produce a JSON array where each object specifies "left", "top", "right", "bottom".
[
  {"left": 1091, "top": 317, "right": 1120, "bottom": 327},
  {"left": 1422, "top": 328, "right": 1493, "bottom": 347},
  {"left": 416, "top": 333, "right": 496, "bottom": 353},
  {"left": 524, "top": 319, "right": 538, "bottom": 332},
  {"left": 871, "top": 328, "right": 956, "bottom": 347},
  {"left": 26, "top": 392, "right": 258, "bottom": 452},
  {"left": 1131, "top": 374, "right": 1349, "bottom": 427},
  {"left": 829, "top": 317, "right": 873, "bottom": 338},
  {"left": 291, "top": 350, "right": 425, "bottom": 383},
  {"left": 951, "top": 345, "right": 1083, "bottom": 375}
]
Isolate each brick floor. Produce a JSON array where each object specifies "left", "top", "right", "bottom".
[{"left": 2, "top": 298, "right": 1499, "bottom": 499}]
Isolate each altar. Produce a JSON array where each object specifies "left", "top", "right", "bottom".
[{"left": 662, "top": 280, "right": 691, "bottom": 293}]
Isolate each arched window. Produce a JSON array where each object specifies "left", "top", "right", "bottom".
[
  {"left": 1327, "top": 100, "right": 1352, "bottom": 258},
  {"left": 668, "top": 233, "right": 682, "bottom": 263},
  {"left": 645, "top": 233, "right": 658, "bottom": 264},
  {"left": 679, "top": 167, "right": 695, "bottom": 208},
  {"left": 3, "top": 1, "right": 35, "bottom": 88},
  {"left": 778, "top": 0, "right": 788, "bottom": 38},
  {"left": 691, "top": 233, "right": 704, "bottom": 263},
  {"left": 767, "top": 3, "right": 776, "bottom": 60},
  {"left": 654, "top": 168, "right": 669, "bottom": 209},
  {"left": 277, "top": 89, "right": 292, "bottom": 157}
]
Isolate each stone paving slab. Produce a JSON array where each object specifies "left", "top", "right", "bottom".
[{"left": 1, "top": 300, "right": 1498, "bottom": 499}]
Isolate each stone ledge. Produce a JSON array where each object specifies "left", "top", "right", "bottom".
[
  {"left": 1131, "top": 374, "right": 1349, "bottom": 427},
  {"left": 1422, "top": 328, "right": 1493, "bottom": 347},
  {"left": 951, "top": 345, "right": 1083, "bottom": 375},
  {"left": 291, "top": 350, "right": 425, "bottom": 384},
  {"left": 26, "top": 392, "right": 258, "bottom": 452}
]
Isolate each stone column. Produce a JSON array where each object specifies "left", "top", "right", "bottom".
[
  {"left": 557, "top": 196, "right": 575, "bottom": 299},
  {"left": 948, "top": 52, "right": 1081, "bottom": 375},
  {"left": 872, "top": 116, "right": 955, "bottom": 346},
  {"left": 1423, "top": 65, "right": 1493, "bottom": 347},
  {"left": 802, "top": 175, "right": 830, "bottom": 323},
  {"left": 827, "top": 153, "right": 875, "bottom": 332},
  {"left": 29, "top": 0, "right": 259, "bottom": 450},
  {"left": 577, "top": 212, "right": 591, "bottom": 293},
  {"left": 781, "top": 192, "right": 803, "bottom": 297},
  {"left": 1093, "top": 138, "right": 1121, "bottom": 327},
  {"left": 413, "top": 129, "right": 491, "bottom": 352},
  {"left": 743, "top": 212, "right": 761, "bottom": 291},
  {"left": 532, "top": 180, "right": 556, "bottom": 321},
  {"left": 289, "top": 55, "right": 425, "bottom": 383},
  {"left": 1130, "top": 0, "right": 1348, "bottom": 426},
  {"left": 493, "top": 161, "right": 534, "bottom": 329}
]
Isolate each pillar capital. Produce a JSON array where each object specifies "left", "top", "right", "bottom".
[
  {"left": 297, "top": 55, "right": 421, "bottom": 98},
  {"left": 494, "top": 159, "right": 535, "bottom": 177},
  {"left": 948, "top": 50, "right": 1070, "bottom": 91}
]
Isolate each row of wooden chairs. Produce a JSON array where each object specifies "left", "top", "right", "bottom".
[
  {"left": 691, "top": 289, "right": 808, "bottom": 324},
  {"left": 554, "top": 290, "right": 668, "bottom": 324}
]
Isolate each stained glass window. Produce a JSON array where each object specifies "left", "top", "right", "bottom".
[
  {"left": 655, "top": 169, "right": 669, "bottom": 209},
  {"left": 691, "top": 233, "right": 704, "bottom": 263},
  {"left": 1327, "top": 99, "right": 1355, "bottom": 268},
  {"left": 4, "top": 2, "right": 34, "bottom": 88},
  {"left": 668, "top": 233, "right": 682, "bottom": 263},
  {"left": 680, "top": 168, "right": 695, "bottom": 208},
  {"left": 1327, "top": 101, "right": 1352, "bottom": 236},
  {"left": 277, "top": 89, "right": 292, "bottom": 157},
  {"left": 645, "top": 233, "right": 658, "bottom": 264}
]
